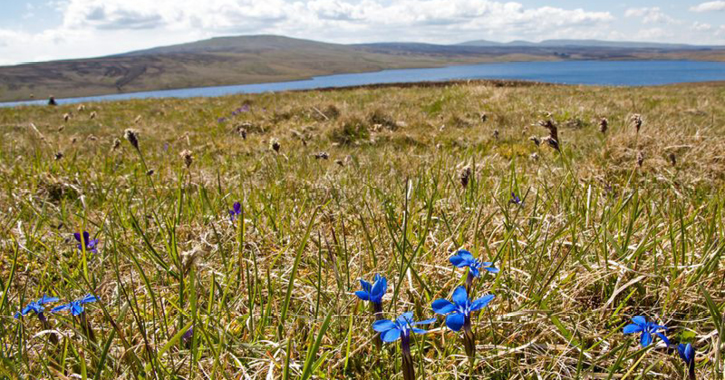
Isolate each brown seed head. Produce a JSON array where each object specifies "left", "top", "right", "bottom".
[
  {"left": 599, "top": 117, "right": 608, "bottom": 133},
  {"left": 460, "top": 166, "right": 472, "bottom": 188},
  {"left": 124, "top": 129, "right": 140, "bottom": 150},
  {"left": 180, "top": 150, "right": 193, "bottom": 168},
  {"left": 668, "top": 152, "right": 676, "bottom": 166},
  {"left": 631, "top": 114, "right": 643, "bottom": 133},
  {"left": 637, "top": 151, "right": 645, "bottom": 167},
  {"left": 271, "top": 139, "right": 280, "bottom": 153}
]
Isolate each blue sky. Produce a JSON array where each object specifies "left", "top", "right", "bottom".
[{"left": 0, "top": 0, "right": 724, "bottom": 65}]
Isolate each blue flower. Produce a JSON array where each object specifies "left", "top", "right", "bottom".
[
  {"left": 623, "top": 316, "right": 669, "bottom": 347},
  {"left": 229, "top": 202, "right": 242, "bottom": 222},
  {"left": 432, "top": 286, "right": 494, "bottom": 331},
  {"left": 355, "top": 274, "right": 387, "bottom": 304},
  {"left": 217, "top": 117, "right": 227, "bottom": 123},
  {"left": 51, "top": 294, "right": 98, "bottom": 316},
  {"left": 510, "top": 192, "right": 522, "bottom": 205},
  {"left": 372, "top": 312, "right": 436, "bottom": 343},
  {"left": 74, "top": 231, "right": 99, "bottom": 254},
  {"left": 678, "top": 343, "right": 695, "bottom": 366},
  {"left": 449, "top": 250, "right": 499, "bottom": 278},
  {"left": 15, "top": 295, "right": 59, "bottom": 319}
]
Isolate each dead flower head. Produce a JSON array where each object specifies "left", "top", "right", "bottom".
[
  {"left": 270, "top": 139, "right": 281, "bottom": 153},
  {"left": 180, "top": 150, "right": 193, "bottom": 168},
  {"left": 631, "top": 114, "right": 643, "bottom": 133},
  {"left": 460, "top": 166, "right": 472, "bottom": 188},
  {"left": 599, "top": 117, "right": 608, "bottom": 133},
  {"left": 123, "top": 129, "right": 140, "bottom": 150}
]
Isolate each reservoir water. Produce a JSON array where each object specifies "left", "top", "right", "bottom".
[{"left": 3, "top": 60, "right": 725, "bottom": 107}]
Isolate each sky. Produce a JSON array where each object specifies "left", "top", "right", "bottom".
[{"left": 0, "top": 0, "right": 724, "bottom": 65}]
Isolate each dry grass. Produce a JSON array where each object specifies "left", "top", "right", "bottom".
[{"left": 0, "top": 80, "right": 724, "bottom": 379}]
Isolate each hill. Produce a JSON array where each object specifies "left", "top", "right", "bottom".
[{"left": 0, "top": 35, "right": 723, "bottom": 102}]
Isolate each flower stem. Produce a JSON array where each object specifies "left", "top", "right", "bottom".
[
  {"left": 462, "top": 317, "right": 476, "bottom": 366},
  {"left": 465, "top": 272, "right": 474, "bottom": 294},
  {"left": 372, "top": 302, "right": 383, "bottom": 349},
  {"left": 401, "top": 334, "right": 415, "bottom": 380},
  {"left": 79, "top": 312, "right": 96, "bottom": 344}
]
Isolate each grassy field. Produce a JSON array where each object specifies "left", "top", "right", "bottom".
[{"left": 1, "top": 80, "right": 724, "bottom": 379}]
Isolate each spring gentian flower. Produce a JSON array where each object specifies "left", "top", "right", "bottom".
[
  {"left": 450, "top": 250, "right": 498, "bottom": 289},
  {"left": 228, "top": 202, "right": 242, "bottom": 222},
  {"left": 372, "top": 312, "right": 435, "bottom": 380},
  {"left": 623, "top": 316, "right": 669, "bottom": 347},
  {"left": 510, "top": 192, "right": 522, "bottom": 205},
  {"left": 678, "top": 343, "right": 696, "bottom": 379},
  {"left": 52, "top": 294, "right": 98, "bottom": 316},
  {"left": 74, "top": 231, "right": 99, "bottom": 254},
  {"left": 355, "top": 274, "right": 387, "bottom": 307},
  {"left": 15, "top": 295, "right": 59, "bottom": 321},
  {"left": 432, "top": 286, "right": 494, "bottom": 332},
  {"left": 432, "top": 286, "right": 494, "bottom": 361}
]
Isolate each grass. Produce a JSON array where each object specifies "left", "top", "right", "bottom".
[{"left": 0, "top": 79, "right": 724, "bottom": 379}]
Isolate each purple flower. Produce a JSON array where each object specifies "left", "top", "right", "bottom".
[
  {"left": 623, "top": 316, "right": 669, "bottom": 347},
  {"left": 52, "top": 294, "right": 98, "bottom": 316},
  {"left": 74, "top": 231, "right": 99, "bottom": 253},
  {"left": 431, "top": 286, "right": 494, "bottom": 332},
  {"left": 450, "top": 250, "right": 498, "bottom": 278},
  {"left": 355, "top": 274, "right": 387, "bottom": 305},
  {"left": 218, "top": 117, "right": 227, "bottom": 123},
  {"left": 372, "top": 312, "right": 435, "bottom": 343},
  {"left": 229, "top": 202, "right": 242, "bottom": 222},
  {"left": 510, "top": 192, "right": 522, "bottom": 205},
  {"left": 15, "top": 295, "right": 59, "bottom": 320}
]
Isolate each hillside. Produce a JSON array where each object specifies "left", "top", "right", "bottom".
[{"left": 1, "top": 35, "right": 724, "bottom": 102}]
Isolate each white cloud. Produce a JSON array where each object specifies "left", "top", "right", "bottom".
[
  {"left": 690, "top": 1, "right": 725, "bottom": 12},
  {"left": 692, "top": 21, "right": 713, "bottom": 31},
  {"left": 624, "top": 7, "right": 678, "bottom": 24}
]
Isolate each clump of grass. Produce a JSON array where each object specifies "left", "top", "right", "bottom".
[{"left": 329, "top": 116, "right": 370, "bottom": 145}]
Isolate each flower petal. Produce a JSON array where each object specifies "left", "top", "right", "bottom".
[
  {"left": 71, "top": 303, "right": 84, "bottom": 316},
  {"left": 80, "top": 294, "right": 98, "bottom": 304},
  {"left": 38, "top": 295, "right": 59, "bottom": 304},
  {"left": 451, "top": 287, "right": 469, "bottom": 306},
  {"left": 432, "top": 299, "right": 456, "bottom": 314},
  {"left": 412, "top": 328, "right": 427, "bottom": 334},
  {"left": 469, "top": 267, "right": 480, "bottom": 278},
  {"left": 372, "top": 319, "right": 395, "bottom": 333},
  {"left": 371, "top": 277, "right": 387, "bottom": 300},
  {"left": 632, "top": 316, "right": 647, "bottom": 327},
  {"left": 397, "top": 311, "right": 414, "bottom": 324},
  {"left": 74, "top": 233, "right": 81, "bottom": 242},
  {"left": 382, "top": 328, "right": 401, "bottom": 342},
  {"left": 51, "top": 303, "right": 72, "bottom": 313},
  {"left": 656, "top": 332, "right": 670, "bottom": 346},
  {"left": 355, "top": 291, "right": 370, "bottom": 301},
  {"left": 471, "top": 295, "right": 495, "bottom": 311},
  {"left": 640, "top": 332, "right": 652, "bottom": 347},
  {"left": 445, "top": 313, "right": 465, "bottom": 332},
  {"left": 360, "top": 280, "right": 372, "bottom": 294},
  {"left": 449, "top": 255, "right": 465, "bottom": 267},
  {"left": 456, "top": 250, "right": 474, "bottom": 262},
  {"left": 413, "top": 318, "right": 437, "bottom": 325},
  {"left": 623, "top": 324, "right": 643, "bottom": 334}
]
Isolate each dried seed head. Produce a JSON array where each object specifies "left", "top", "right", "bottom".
[
  {"left": 529, "top": 136, "right": 541, "bottom": 146},
  {"left": 460, "top": 166, "right": 472, "bottom": 188},
  {"left": 335, "top": 159, "right": 344, "bottom": 167},
  {"left": 538, "top": 116, "right": 560, "bottom": 147},
  {"left": 146, "top": 169, "right": 155, "bottom": 176},
  {"left": 123, "top": 129, "right": 140, "bottom": 150},
  {"left": 270, "top": 139, "right": 280, "bottom": 153},
  {"left": 57, "top": 125, "right": 65, "bottom": 132},
  {"left": 599, "top": 117, "right": 608, "bottom": 133},
  {"left": 63, "top": 113, "right": 71, "bottom": 122},
  {"left": 77, "top": 104, "right": 85, "bottom": 112},
  {"left": 314, "top": 151, "right": 330, "bottom": 160},
  {"left": 493, "top": 129, "right": 499, "bottom": 139},
  {"left": 180, "top": 149, "right": 193, "bottom": 168},
  {"left": 631, "top": 114, "right": 643, "bottom": 133},
  {"left": 90, "top": 111, "right": 97, "bottom": 120},
  {"left": 480, "top": 113, "right": 488, "bottom": 123},
  {"left": 530, "top": 152, "right": 540, "bottom": 161},
  {"left": 111, "top": 138, "right": 121, "bottom": 151},
  {"left": 637, "top": 151, "right": 645, "bottom": 167},
  {"left": 544, "top": 136, "right": 560, "bottom": 152},
  {"left": 54, "top": 152, "right": 63, "bottom": 160},
  {"left": 48, "top": 96, "right": 57, "bottom": 106},
  {"left": 668, "top": 152, "right": 677, "bottom": 166}
]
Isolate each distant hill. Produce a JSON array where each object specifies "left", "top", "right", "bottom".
[
  {"left": 459, "top": 39, "right": 710, "bottom": 50},
  {"left": 1, "top": 35, "right": 723, "bottom": 102}
]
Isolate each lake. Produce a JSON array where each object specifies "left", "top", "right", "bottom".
[{"left": 3, "top": 60, "right": 725, "bottom": 107}]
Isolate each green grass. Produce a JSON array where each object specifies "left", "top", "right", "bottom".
[{"left": 0, "top": 80, "right": 724, "bottom": 379}]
